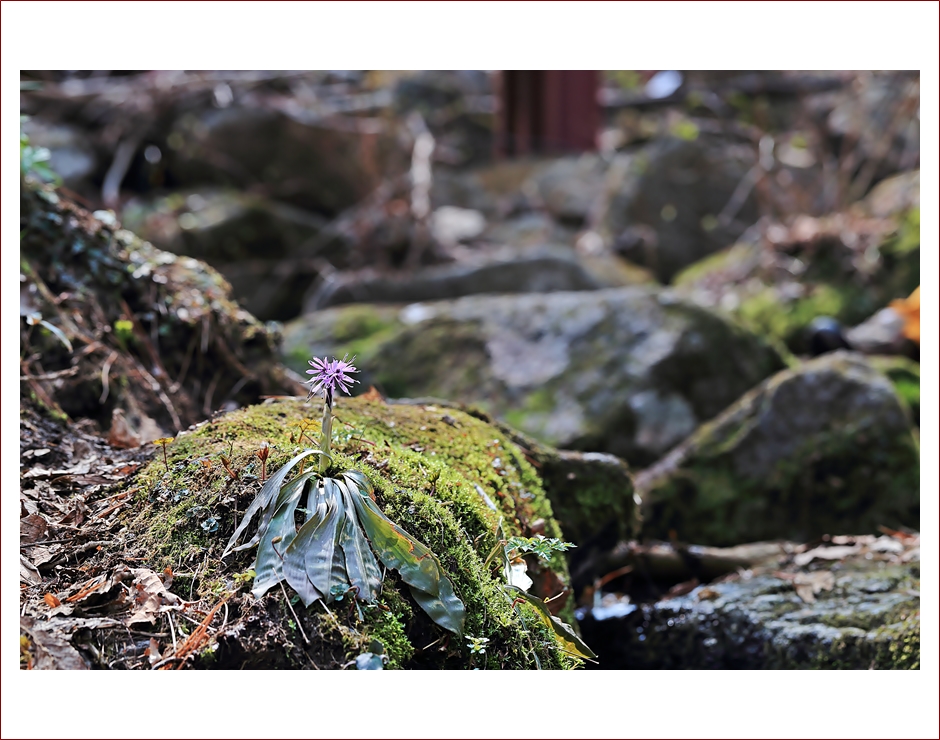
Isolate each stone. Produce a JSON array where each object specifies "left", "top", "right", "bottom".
[
  {"left": 577, "top": 550, "right": 919, "bottom": 669},
  {"left": 602, "top": 134, "right": 760, "bottom": 283},
  {"left": 281, "top": 286, "right": 785, "bottom": 467},
  {"left": 635, "top": 352, "right": 920, "bottom": 547},
  {"left": 302, "top": 243, "right": 642, "bottom": 311},
  {"left": 673, "top": 203, "right": 920, "bottom": 355},
  {"left": 121, "top": 189, "right": 331, "bottom": 321}
]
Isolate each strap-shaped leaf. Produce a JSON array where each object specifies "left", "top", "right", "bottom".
[
  {"left": 283, "top": 478, "right": 347, "bottom": 605},
  {"left": 251, "top": 472, "right": 315, "bottom": 599},
  {"left": 408, "top": 581, "right": 465, "bottom": 638},
  {"left": 345, "top": 472, "right": 466, "bottom": 637},
  {"left": 336, "top": 478, "right": 383, "bottom": 602},
  {"left": 504, "top": 585, "right": 597, "bottom": 661},
  {"left": 223, "top": 449, "right": 323, "bottom": 557}
]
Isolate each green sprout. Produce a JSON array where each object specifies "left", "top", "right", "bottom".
[{"left": 466, "top": 635, "right": 489, "bottom": 655}]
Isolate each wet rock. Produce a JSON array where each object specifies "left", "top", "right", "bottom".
[
  {"left": 121, "top": 189, "right": 331, "bottom": 320},
  {"left": 577, "top": 556, "right": 919, "bottom": 669},
  {"left": 636, "top": 351, "right": 919, "bottom": 546},
  {"left": 602, "top": 134, "right": 759, "bottom": 282},
  {"left": 282, "top": 286, "right": 785, "bottom": 467}
]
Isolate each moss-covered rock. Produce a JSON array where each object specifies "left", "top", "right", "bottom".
[
  {"left": 282, "top": 287, "right": 785, "bottom": 468},
  {"left": 636, "top": 351, "right": 920, "bottom": 546},
  {"left": 19, "top": 183, "right": 301, "bottom": 437},
  {"left": 674, "top": 202, "right": 920, "bottom": 355},
  {"left": 123, "top": 395, "right": 587, "bottom": 669},
  {"left": 577, "top": 557, "right": 920, "bottom": 669}
]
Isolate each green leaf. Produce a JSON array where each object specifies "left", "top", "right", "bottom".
[
  {"left": 336, "top": 478, "right": 383, "bottom": 602},
  {"left": 251, "top": 472, "right": 315, "bottom": 599},
  {"left": 345, "top": 471, "right": 466, "bottom": 637},
  {"left": 283, "top": 478, "right": 347, "bottom": 605},
  {"left": 222, "top": 449, "right": 322, "bottom": 557},
  {"left": 505, "top": 585, "right": 597, "bottom": 661}
]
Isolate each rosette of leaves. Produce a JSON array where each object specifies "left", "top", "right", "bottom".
[{"left": 222, "top": 450, "right": 466, "bottom": 637}]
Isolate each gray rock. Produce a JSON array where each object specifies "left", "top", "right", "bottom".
[
  {"left": 532, "top": 154, "right": 608, "bottom": 226},
  {"left": 303, "top": 244, "right": 639, "bottom": 310},
  {"left": 861, "top": 170, "right": 920, "bottom": 219},
  {"left": 577, "top": 556, "right": 919, "bottom": 669},
  {"left": 282, "top": 286, "right": 785, "bottom": 466},
  {"left": 636, "top": 351, "right": 920, "bottom": 546},
  {"left": 121, "top": 190, "right": 330, "bottom": 320},
  {"left": 603, "top": 134, "right": 759, "bottom": 283}
]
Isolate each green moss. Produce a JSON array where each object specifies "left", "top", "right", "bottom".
[{"left": 122, "top": 396, "right": 583, "bottom": 669}]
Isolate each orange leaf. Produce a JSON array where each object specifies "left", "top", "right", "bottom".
[{"left": 44, "top": 593, "right": 62, "bottom": 608}]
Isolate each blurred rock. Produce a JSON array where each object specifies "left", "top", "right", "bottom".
[
  {"left": 636, "top": 351, "right": 920, "bottom": 547},
  {"left": 20, "top": 118, "right": 97, "bottom": 188},
  {"left": 303, "top": 243, "right": 646, "bottom": 311},
  {"left": 673, "top": 202, "right": 920, "bottom": 355},
  {"left": 861, "top": 170, "right": 920, "bottom": 219},
  {"left": 532, "top": 154, "right": 607, "bottom": 226},
  {"left": 603, "top": 134, "right": 760, "bottom": 282},
  {"left": 282, "top": 286, "right": 785, "bottom": 466},
  {"left": 121, "top": 190, "right": 333, "bottom": 320},
  {"left": 164, "top": 106, "right": 407, "bottom": 215}
]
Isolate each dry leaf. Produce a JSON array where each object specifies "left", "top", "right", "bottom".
[
  {"left": 793, "top": 545, "right": 860, "bottom": 567},
  {"left": 793, "top": 571, "right": 835, "bottom": 604},
  {"left": 127, "top": 568, "right": 182, "bottom": 625},
  {"left": 44, "top": 593, "right": 62, "bottom": 608},
  {"left": 20, "top": 617, "right": 89, "bottom": 670},
  {"left": 20, "top": 513, "right": 50, "bottom": 544},
  {"left": 20, "top": 554, "right": 42, "bottom": 585}
]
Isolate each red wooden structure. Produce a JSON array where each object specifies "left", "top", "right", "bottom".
[{"left": 496, "top": 71, "right": 600, "bottom": 157}]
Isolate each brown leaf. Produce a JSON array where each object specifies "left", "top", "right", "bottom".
[
  {"left": 359, "top": 385, "right": 386, "bottom": 402},
  {"left": 44, "top": 593, "right": 62, "bottom": 608},
  {"left": 20, "top": 513, "right": 50, "bottom": 544},
  {"left": 20, "top": 617, "right": 89, "bottom": 670},
  {"left": 793, "top": 571, "right": 835, "bottom": 604},
  {"left": 20, "top": 554, "right": 42, "bottom": 585},
  {"left": 127, "top": 568, "right": 182, "bottom": 626}
]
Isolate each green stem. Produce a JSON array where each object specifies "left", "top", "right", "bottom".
[{"left": 319, "top": 395, "right": 333, "bottom": 474}]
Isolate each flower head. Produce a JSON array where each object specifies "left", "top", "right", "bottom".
[{"left": 306, "top": 355, "right": 359, "bottom": 401}]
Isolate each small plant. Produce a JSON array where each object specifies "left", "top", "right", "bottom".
[
  {"left": 223, "top": 356, "right": 466, "bottom": 637},
  {"left": 505, "top": 535, "right": 576, "bottom": 562},
  {"left": 20, "top": 115, "right": 61, "bottom": 186},
  {"left": 255, "top": 442, "right": 271, "bottom": 482},
  {"left": 466, "top": 635, "right": 489, "bottom": 655},
  {"left": 153, "top": 437, "right": 174, "bottom": 472}
]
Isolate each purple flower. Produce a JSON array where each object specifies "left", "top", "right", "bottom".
[{"left": 306, "top": 355, "right": 359, "bottom": 401}]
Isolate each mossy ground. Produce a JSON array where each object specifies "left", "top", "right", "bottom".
[{"left": 123, "top": 395, "right": 582, "bottom": 669}]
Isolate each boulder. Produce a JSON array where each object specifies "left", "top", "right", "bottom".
[
  {"left": 19, "top": 183, "right": 300, "bottom": 436},
  {"left": 673, "top": 201, "right": 920, "bottom": 355},
  {"left": 118, "top": 396, "right": 582, "bottom": 669},
  {"left": 602, "top": 134, "right": 760, "bottom": 283},
  {"left": 635, "top": 352, "right": 920, "bottom": 547},
  {"left": 577, "top": 534, "right": 920, "bottom": 669},
  {"left": 121, "top": 189, "right": 332, "bottom": 321},
  {"left": 281, "top": 287, "right": 785, "bottom": 467},
  {"left": 302, "top": 243, "right": 645, "bottom": 311}
]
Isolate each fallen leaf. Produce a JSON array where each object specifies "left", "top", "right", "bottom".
[
  {"left": 793, "top": 571, "right": 835, "bottom": 604},
  {"left": 128, "top": 568, "right": 182, "bottom": 625},
  {"left": 44, "top": 593, "right": 62, "bottom": 608},
  {"left": 20, "top": 617, "right": 89, "bottom": 670},
  {"left": 20, "top": 554, "right": 42, "bottom": 585},
  {"left": 359, "top": 386, "right": 386, "bottom": 402},
  {"left": 20, "top": 513, "right": 50, "bottom": 544},
  {"left": 793, "top": 545, "right": 860, "bottom": 567}
]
